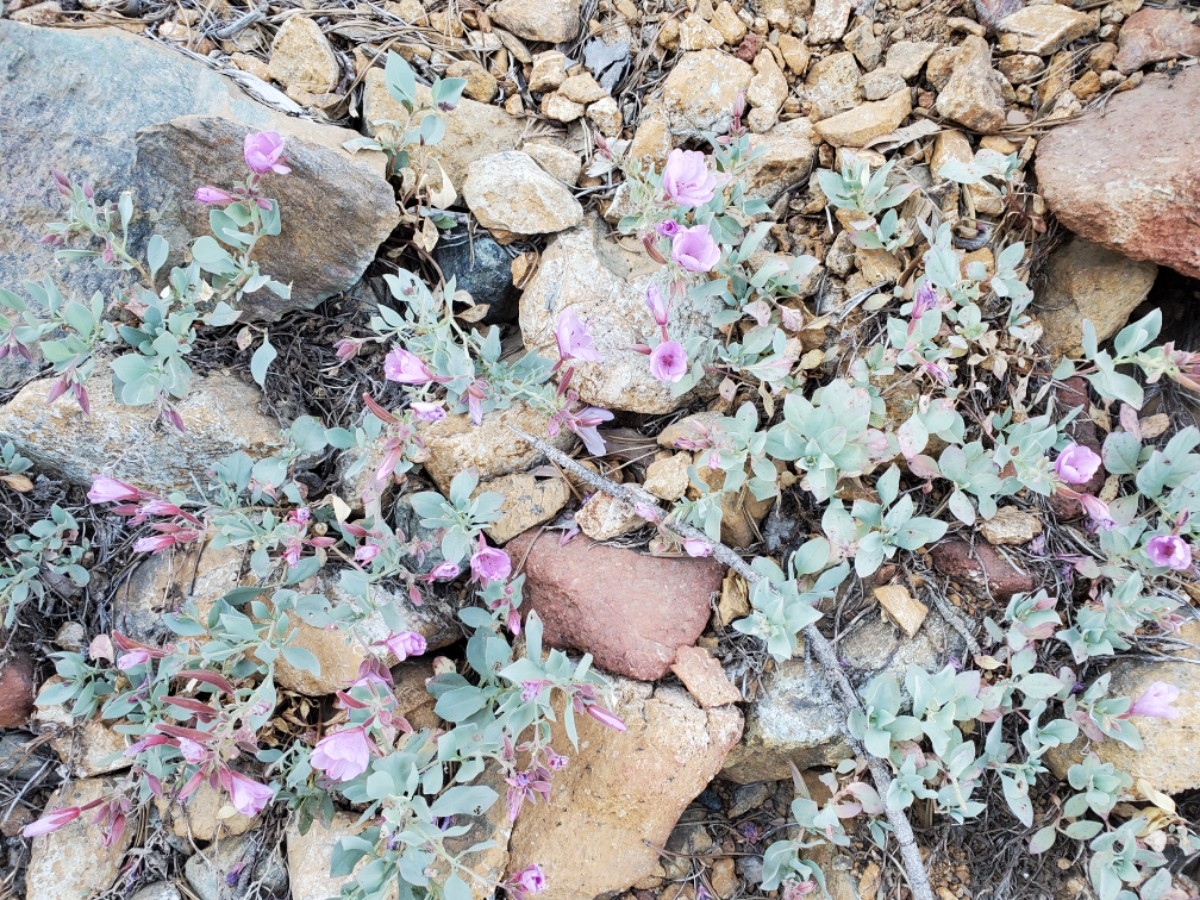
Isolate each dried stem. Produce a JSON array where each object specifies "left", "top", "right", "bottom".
[{"left": 507, "top": 425, "right": 936, "bottom": 900}]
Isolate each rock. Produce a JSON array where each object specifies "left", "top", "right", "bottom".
[
  {"left": 134, "top": 115, "right": 398, "bottom": 318},
  {"left": 506, "top": 679, "right": 743, "bottom": 899},
  {"left": 873, "top": 584, "right": 928, "bottom": 638},
  {"left": 587, "top": 96, "right": 624, "bottom": 137},
  {"left": 33, "top": 680, "right": 129, "bottom": 776},
  {"left": 1047, "top": 637, "right": 1200, "bottom": 795},
  {"left": 488, "top": 0, "right": 581, "bottom": 42},
  {"left": 934, "top": 36, "right": 1006, "bottom": 133},
  {"left": 529, "top": 50, "right": 568, "bottom": 92},
  {"left": 0, "top": 24, "right": 392, "bottom": 390},
  {"left": 645, "top": 453, "right": 692, "bottom": 501},
  {"left": 418, "top": 401, "right": 577, "bottom": 494},
  {"left": 10, "top": 1, "right": 60, "bottom": 23},
  {"left": 25, "top": 778, "right": 135, "bottom": 900},
  {"left": 661, "top": 50, "right": 755, "bottom": 137},
  {"left": 671, "top": 646, "right": 742, "bottom": 707},
  {"left": 519, "top": 216, "right": 722, "bottom": 414},
  {"left": 156, "top": 781, "right": 257, "bottom": 842},
  {"left": 463, "top": 151, "right": 583, "bottom": 239},
  {"left": 1035, "top": 68, "right": 1200, "bottom": 279},
  {"left": 930, "top": 539, "right": 1036, "bottom": 601},
  {"left": 856, "top": 247, "right": 903, "bottom": 283},
  {"left": 779, "top": 34, "right": 811, "bottom": 76},
  {"left": 744, "top": 118, "right": 818, "bottom": 201},
  {"left": 711, "top": 858, "right": 740, "bottom": 899},
  {"left": 576, "top": 493, "right": 647, "bottom": 540},
  {"left": 447, "top": 59, "right": 499, "bottom": 102},
  {"left": 728, "top": 781, "right": 773, "bottom": 818},
  {"left": 287, "top": 812, "right": 399, "bottom": 900},
  {"left": 0, "top": 362, "right": 284, "bottom": 496},
  {"left": 474, "top": 471, "right": 570, "bottom": 544},
  {"left": 582, "top": 33, "right": 632, "bottom": 94},
  {"left": 541, "top": 92, "right": 587, "bottom": 123},
  {"left": 712, "top": 2, "right": 748, "bottom": 45},
  {"left": 433, "top": 231, "right": 516, "bottom": 322},
  {"left": 687, "top": 460, "right": 775, "bottom": 549},
  {"left": 861, "top": 70, "right": 908, "bottom": 101},
  {"left": 0, "top": 731, "right": 52, "bottom": 783},
  {"left": 1113, "top": 9, "right": 1200, "bottom": 74},
  {"left": 363, "top": 69, "right": 526, "bottom": 189},
  {"left": 979, "top": 506, "right": 1043, "bottom": 546},
  {"left": 629, "top": 104, "right": 673, "bottom": 167},
  {"left": 1033, "top": 237, "right": 1157, "bottom": 358},
  {"left": 807, "top": 0, "right": 853, "bottom": 44},
  {"left": 507, "top": 529, "right": 726, "bottom": 680},
  {"left": 268, "top": 15, "right": 339, "bottom": 94},
  {"left": 0, "top": 652, "right": 35, "bottom": 728},
  {"left": 437, "top": 765, "right": 514, "bottom": 899},
  {"left": 883, "top": 41, "right": 938, "bottom": 80},
  {"left": 998, "top": 53, "right": 1046, "bottom": 85},
  {"left": 1036, "top": 50, "right": 1075, "bottom": 110},
  {"left": 184, "top": 830, "right": 288, "bottom": 900},
  {"left": 996, "top": 5, "right": 1097, "bottom": 55},
  {"left": 559, "top": 73, "right": 609, "bottom": 105},
  {"left": 657, "top": 411, "right": 725, "bottom": 450},
  {"left": 680, "top": 13, "right": 725, "bottom": 51},
  {"left": 814, "top": 91, "right": 912, "bottom": 148},
  {"left": 721, "top": 610, "right": 964, "bottom": 782},
  {"left": 804, "top": 51, "right": 862, "bottom": 122},
  {"left": 130, "top": 884, "right": 182, "bottom": 900},
  {"left": 747, "top": 50, "right": 788, "bottom": 132},
  {"left": 1088, "top": 42, "right": 1118, "bottom": 72},
  {"left": 844, "top": 20, "right": 883, "bottom": 70},
  {"left": 521, "top": 141, "right": 583, "bottom": 185}
]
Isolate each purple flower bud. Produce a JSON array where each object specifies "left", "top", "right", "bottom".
[
  {"left": 1055, "top": 443, "right": 1101, "bottom": 485},
  {"left": 194, "top": 186, "right": 234, "bottom": 205}
]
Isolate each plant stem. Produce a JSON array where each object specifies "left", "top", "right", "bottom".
[{"left": 506, "top": 424, "right": 936, "bottom": 900}]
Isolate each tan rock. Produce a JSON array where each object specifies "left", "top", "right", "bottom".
[
  {"left": 1088, "top": 41, "right": 1118, "bottom": 72},
  {"left": 1034, "top": 236, "right": 1157, "bottom": 358},
  {"left": 934, "top": 36, "right": 1006, "bottom": 133},
  {"left": 10, "top": 1, "right": 61, "bottom": 24},
  {"left": 778, "top": 33, "right": 811, "bottom": 76},
  {"left": 662, "top": 50, "right": 755, "bottom": 136},
  {"left": 744, "top": 118, "right": 817, "bottom": 201},
  {"left": 1036, "top": 50, "right": 1075, "bottom": 110},
  {"left": 671, "top": 646, "right": 742, "bottom": 707},
  {"left": 861, "top": 70, "right": 907, "bottom": 102},
  {"left": 814, "top": 90, "right": 911, "bottom": 148},
  {"left": 645, "top": 453, "right": 693, "bottom": 501},
  {"left": 586, "top": 96, "right": 623, "bottom": 137},
  {"left": 855, "top": 247, "right": 902, "bottom": 283},
  {"left": 26, "top": 778, "right": 134, "bottom": 900},
  {"left": 998, "top": 53, "right": 1046, "bottom": 85},
  {"left": 269, "top": 16, "right": 339, "bottom": 95},
  {"left": 156, "top": 781, "right": 257, "bottom": 842},
  {"left": 576, "top": 493, "right": 647, "bottom": 540},
  {"left": 0, "top": 364, "right": 283, "bottom": 496},
  {"left": 1070, "top": 69, "right": 1102, "bottom": 102},
  {"left": 463, "top": 150, "right": 583, "bottom": 237},
  {"left": 747, "top": 49, "right": 789, "bottom": 133},
  {"left": 287, "top": 813, "right": 400, "bottom": 900},
  {"left": 446, "top": 59, "right": 498, "bottom": 102},
  {"left": 558, "top": 72, "right": 609, "bottom": 105},
  {"left": 679, "top": 13, "right": 725, "bottom": 50},
  {"left": 474, "top": 471, "right": 570, "bottom": 544},
  {"left": 807, "top": 0, "right": 853, "bottom": 44},
  {"left": 711, "top": 2, "right": 747, "bottom": 45},
  {"left": 979, "top": 506, "right": 1043, "bottom": 546},
  {"left": 844, "top": 19, "right": 882, "bottom": 70},
  {"left": 883, "top": 40, "right": 938, "bottom": 80},
  {"left": 522, "top": 141, "right": 582, "bottom": 185},
  {"left": 34, "top": 681, "right": 128, "bottom": 777},
  {"left": 541, "top": 92, "right": 586, "bottom": 123},
  {"left": 419, "top": 401, "right": 577, "bottom": 494},
  {"left": 803, "top": 51, "right": 862, "bottom": 121},
  {"left": 506, "top": 680, "right": 743, "bottom": 899},
  {"left": 629, "top": 104, "right": 673, "bottom": 167},
  {"left": 931, "top": 128, "right": 973, "bottom": 178},
  {"left": 688, "top": 460, "right": 773, "bottom": 549},
  {"left": 230, "top": 52, "right": 271, "bottom": 82},
  {"left": 488, "top": 0, "right": 581, "bottom": 43},
  {"left": 873, "top": 584, "right": 928, "bottom": 638},
  {"left": 997, "top": 4, "right": 1097, "bottom": 55},
  {"left": 529, "top": 50, "right": 568, "bottom": 92}
]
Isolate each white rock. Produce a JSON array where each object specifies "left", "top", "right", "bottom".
[
  {"left": 26, "top": 778, "right": 134, "bottom": 900},
  {"left": 662, "top": 50, "right": 754, "bottom": 136}
]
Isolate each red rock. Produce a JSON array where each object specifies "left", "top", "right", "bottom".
[
  {"left": 1034, "top": 67, "right": 1200, "bottom": 279},
  {"left": 670, "top": 646, "right": 742, "bottom": 707},
  {"left": 1114, "top": 9, "right": 1200, "bottom": 75},
  {"left": 508, "top": 530, "right": 726, "bottom": 681},
  {"left": 0, "top": 653, "right": 36, "bottom": 728},
  {"left": 931, "top": 540, "right": 1036, "bottom": 601}
]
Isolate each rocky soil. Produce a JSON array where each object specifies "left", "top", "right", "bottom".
[{"left": 1, "top": 0, "right": 1199, "bottom": 899}]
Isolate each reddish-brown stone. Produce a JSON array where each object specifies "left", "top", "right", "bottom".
[
  {"left": 508, "top": 530, "right": 726, "bottom": 681},
  {"left": 0, "top": 653, "right": 36, "bottom": 728},
  {"left": 931, "top": 540, "right": 1036, "bottom": 601},
  {"left": 1034, "top": 68, "right": 1200, "bottom": 279},
  {"left": 1113, "top": 9, "right": 1200, "bottom": 75}
]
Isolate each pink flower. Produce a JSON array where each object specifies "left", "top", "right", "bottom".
[
  {"left": 682, "top": 539, "right": 712, "bottom": 558},
  {"left": 22, "top": 806, "right": 81, "bottom": 838},
  {"left": 384, "top": 347, "right": 435, "bottom": 385},
  {"left": 554, "top": 309, "right": 602, "bottom": 363},
  {"left": 334, "top": 338, "right": 362, "bottom": 361},
  {"left": 513, "top": 864, "right": 548, "bottom": 896},
  {"left": 1128, "top": 681, "right": 1181, "bottom": 719},
  {"left": 428, "top": 561, "right": 461, "bottom": 581},
  {"left": 910, "top": 281, "right": 938, "bottom": 321},
  {"left": 133, "top": 533, "right": 179, "bottom": 554},
  {"left": 471, "top": 535, "right": 512, "bottom": 584},
  {"left": 1079, "top": 494, "right": 1115, "bottom": 531},
  {"left": 545, "top": 750, "right": 568, "bottom": 771},
  {"left": 225, "top": 771, "right": 274, "bottom": 816},
  {"left": 194, "top": 186, "right": 234, "bottom": 205},
  {"left": 656, "top": 220, "right": 680, "bottom": 238},
  {"left": 1055, "top": 444, "right": 1102, "bottom": 485},
  {"left": 243, "top": 131, "right": 290, "bottom": 175},
  {"left": 520, "top": 680, "right": 549, "bottom": 702},
  {"left": 663, "top": 148, "right": 718, "bottom": 208},
  {"left": 411, "top": 401, "right": 446, "bottom": 422},
  {"left": 584, "top": 703, "right": 626, "bottom": 732},
  {"left": 645, "top": 284, "right": 670, "bottom": 327},
  {"left": 649, "top": 341, "right": 688, "bottom": 383},
  {"left": 671, "top": 225, "right": 721, "bottom": 273},
  {"left": 383, "top": 631, "right": 427, "bottom": 661},
  {"left": 116, "top": 649, "right": 152, "bottom": 670},
  {"left": 177, "top": 737, "right": 209, "bottom": 764},
  {"left": 1144, "top": 534, "right": 1192, "bottom": 570},
  {"left": 549, "top": 401, "right": 614, "bottom": 458},
  {"left": 311, "top": 727, "right": 374, "bottom": 781},
  {"left": 355, "top": 542, "right": 382, "bottom": 564},
  {"left": 88, "top": 475, "right": 141, "bottom": 504}
]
